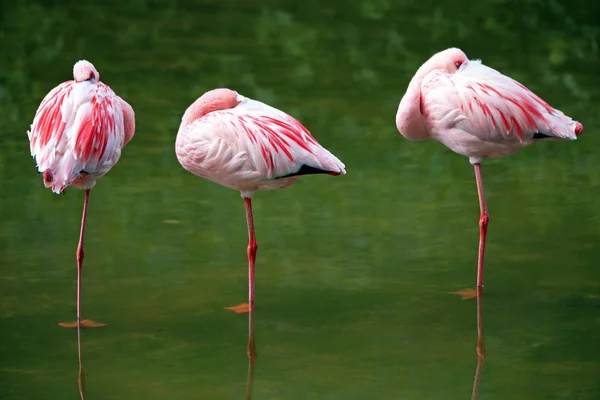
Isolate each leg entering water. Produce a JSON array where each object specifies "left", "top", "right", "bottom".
[
  {"left": 225, "top": 196, "right": 257, "bottom": 314},
  {"left": 451, "top": 163, "right": 489, "bottom": 300},
  {"left": 59, "top": 190, "right": 105, "bottom": 328}
]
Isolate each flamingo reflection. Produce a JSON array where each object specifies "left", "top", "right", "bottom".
[{"left": 471, "top": 288, "right": 486, "bottom": 400}]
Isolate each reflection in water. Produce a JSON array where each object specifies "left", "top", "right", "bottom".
[
  {"left": 77, "top": 324, "right": 85, "bottom": 400},
  {"left": 471, "top": 288, "right": 486, "bottom": 400},
  {"left": 245, "top": 310, "right": 257, "bottom": 400}
]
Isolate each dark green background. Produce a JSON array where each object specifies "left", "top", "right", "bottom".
[{"left": 1, "top": 0, "right": 599, "bottom": 398}]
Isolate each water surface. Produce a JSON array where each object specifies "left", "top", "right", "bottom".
[{"left": 1, "top": 0, "right": 599, "bottom": 398}]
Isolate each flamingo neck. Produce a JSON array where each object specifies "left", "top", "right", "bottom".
[
  {"left": 181, "top": 99, "right": 213, "bottom": 128},
  {"left": 181, "top": 89, "right": 238, "bottom": 129},
  {"left": 395, "top": 65, "right": 431, "bottom": 141}
]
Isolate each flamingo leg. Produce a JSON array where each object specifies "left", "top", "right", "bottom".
[
  {"left": 77, "top": 323, "right": 86, "bottom": 400},
  {"left": 59, "top": 189, "right": 105, "bottom": 328},
  {"left": 451, "top": 163, "right": 489, "bottom": 299},
  {"left": 247, "top": 309, "right": 257, "bottom": 358},
  {"left": 474, "top": 163, "right": 489, "bottom": 290},
  {"left": 471, "top": 287, "right": 486, "bottom": 400},
  {"left": 245, "top": 310, "right": 257, "bottom": 400},
  {"left": 76, "top": 189, "right": 89, "bottom": 329},
  {"left": 476, "top": 287, "right": 486, "bottom": 359},
  {"left": 225, "top": 197, "right": 257, "bottom": 314}
]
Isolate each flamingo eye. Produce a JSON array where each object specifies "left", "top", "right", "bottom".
[
  {"left": 88, "top": 72, "right": 95, "bottom": 81},
  {"left": 455, "top": 61, "right": 463, "bottom": 69}
]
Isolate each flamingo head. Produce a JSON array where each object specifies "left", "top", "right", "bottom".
[
  {"left": 422, "top": 48, "right": 469, "bottom": 75},
  {"left": 73, "top": 60, "right": 99, "bottom": 83},
  {"left": 575, "top": 121, "right": 584, "bottom": 136}
]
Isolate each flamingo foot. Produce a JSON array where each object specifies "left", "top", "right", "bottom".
[
  {"left": 224, "top": 303, "right": 254, "bottom": 313},
  {"left": 58, "top": 319, "right": 106, "bottom": 328},
  {"left": 450, "top": 288, "right": 481, "bottom": 300}
]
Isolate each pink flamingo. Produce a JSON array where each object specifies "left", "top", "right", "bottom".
[
  {"left": 175, "top": 88, "right": 345, "bottom": 313},
  {"left": 28, "top": 60, "right": 135, "bottom": 327},
  {"left": 395, "top": 48, "right": 583, "bottom": 299}
]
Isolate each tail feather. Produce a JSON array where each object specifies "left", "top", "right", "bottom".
[
  {"left": 539, "top": 111, "right": 582, "bottom": 141},
  {"left": 310, "top": 146, "right": 346, "bottom": 175}
]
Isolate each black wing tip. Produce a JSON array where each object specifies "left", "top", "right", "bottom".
[
  {"left": 33, "top": 157, "right": 41, "bottom": 174},
  {"left": 532, "top": 132, "right": 552, "bottom": 140},
  {"left": 277, "top": 165, "right": 340, "bottom": 179}
]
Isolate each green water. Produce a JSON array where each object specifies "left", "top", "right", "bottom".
[{"left": 1, "top": 0, "right": 599, "bottom": 398}]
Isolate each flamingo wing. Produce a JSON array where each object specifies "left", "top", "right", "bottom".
[
  {"left": 28, "top": 81, "right": 74, "bottom": 169},
  {"left": 29, "top": 81, "right": 125, "bottom": 193},
  {"left": 420, "top": 60, "right": 581, "bottom": 142},
  {"left": 178, "top": 99, "right": 345, "bottom": 183},
  {"left": 69, "top": 83, "right": 125, "bottom": 172}
]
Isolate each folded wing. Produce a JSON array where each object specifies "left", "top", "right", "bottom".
[
  {"left": 421, "top": 60, "right": 581, "bottom": 142},
  {"left": 179, "top": 99, "right": 345, "bottom": 183},
  {"left": 28, "top": 81, "right": 125, "bottom": 193}
]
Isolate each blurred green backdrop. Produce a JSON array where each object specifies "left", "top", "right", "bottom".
[{"left": 1, "top": 0, "right": 599, "bottom": 399}]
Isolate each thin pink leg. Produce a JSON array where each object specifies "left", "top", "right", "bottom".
[
  {"left": 476, "top": 287, "right": 486, "bottom": 358},
  {"left": 246, "top": 309, "right": 257, "bottom": 400},
  {"left": 77, "top": 325, "right": 86, "bottom": 400},
  {"left": 244, "top": 197, "right": 257, "bottom": 310},
  {"left": 473, "top": 163, "right": 489, "bottom": 289},
  {"left": 76, "top": 189, "right": 90, "bottom": 330},
  {"left": 60, "top": 189, "right": 105, "bottom": 327},
  {"left": 224, "top": 197, "right": 258, "bottom": 314},
  {"left": 76, "top": 190, "right": 90, "bottom": 400},
  {"left": 247, "top": 309, "right": 257, "bottom": 358},
  {"left": 472, "top": 287, "right": 486, "bottom": 400}
]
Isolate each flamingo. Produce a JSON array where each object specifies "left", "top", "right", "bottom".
[
  {"left": 175, "top": 88, "right": 346, "bottom": 313},
  {"left": 28, "top": 60, "right": 135, "bottom": 328},
  {"left": 395, "top": 48, "right": 583, "bottom": 299}
]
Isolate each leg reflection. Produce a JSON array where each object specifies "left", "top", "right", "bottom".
[
  {"left": 245, "top": 309, "right": 257, "bottom": 400},
  {"left": 471, "top": 287, "right": 486, "bottom": 400}
]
